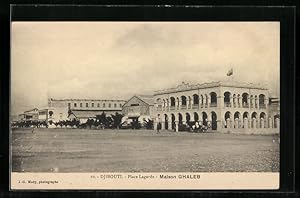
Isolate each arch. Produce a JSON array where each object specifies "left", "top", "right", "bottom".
[
  {"left": 210, "top": 92, "right": 217, "bottom": 105},
  {"left": 259, "top": 94, "right": 266, "bottom": 105},
  {"left": 224, "top": 91, "right": 231, "bottom": 107},
  {"left": 162, "top": 99, "right": 166, "bottom": 107},
  {"left": 186, "top": 113, "right": 191, "bottom": 126},
  {"left": 260, "top": 112, "right": 266, "bottom": 119},
  {"left": 211, "top": 111, "right": 217, "bottom": 130},
  {"left": 164, "top": 114, "right": 169, "bottom": 130},
  {"left": 233, "top": 94, "right": 236, "bottom": 106},
  {"left": 242, "top": 93, "right": 249, "bottom": 104},
  {"left": 181, "top": 95, "right": 187, "bottom": 106},
  {"left": 243, "top": 112, "right": 249, "bottom": 119},
  {"left": 251, "top": 112, "right": 258, "bottom": 119},
  {"left": 171, "top": 113, "right": 176, "bottom": 130},
  {"left": 170, "top": 97, "right": 176, "bottom": 107},
  {"left": 200, "top": 95, "right": 204, "bottom": 104},
  {"left": 166, "top": 99, "right": 169, "bottom": 107},
  {"left": 202, "top": 112, "right": 208, "bottom": 126},
  {"left": 193, "top": 94, "right": 199, "bottom": 105},
  {"left": 225, "top": 111, "right": 231, "bottom": 120},
  {"left": 178, "top": 113, "right": 183, "bottom": 125},
  {"left": 194, "top": 112, "right": 199, "bottom": 122},
  {"left": 156, "top": 98, "right": 161, "bottom": 104},
  {"left": 234, "top": 111, "right": 241, "bottom": 119}
]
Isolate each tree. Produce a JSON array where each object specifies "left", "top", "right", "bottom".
[
  {"left": 111, "top": 112, "right": 124, "bottom": 129},
  {"left": 96, "top": 112, "right": 107, "bottom": 129}
]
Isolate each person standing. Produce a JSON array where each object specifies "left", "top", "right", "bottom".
[{"left": 157, "top": 122, "right": 161, "bottom": 133}]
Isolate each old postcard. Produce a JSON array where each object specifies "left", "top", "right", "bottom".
[{"left": 10, "top": 22, "right": 280, "bottom": 190}]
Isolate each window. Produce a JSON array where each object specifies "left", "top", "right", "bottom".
[
  {"left": 86, "top": 103, "right": 88, "bottom": 107},
  {"left": 109, "top": 103, "right": 111, "bottom": 108},
  {"left": 68, "top": 103, "right": 71, "bottom": 108},
  {"left": 103, "top": 103, "right": 106, "bottom": 108},
  {"left": 97, "top": 103, "right": 100, "bottom": 107},
  {"left": 119, "top": 104, "right": 122, "bottom": 107},
  {"left": 80, "top": 103, "right": 82, "bottom": 107},
  {"left": 114, "top": 103, "right": 117, "bottom": 108},
  {"left": 74, "top": 103, "right": 77, "bottom": 107},
  {"left": 92, "top": 103, "right": 94, "bottom": 107}
]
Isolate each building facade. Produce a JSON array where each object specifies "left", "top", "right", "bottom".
[
  {"left": 48, "top": 98, "right": 126, "bottom": 122},
  {"left": 153, "top": 81, "right": 279, "bottom": 133},
  {"left": 122, "top": 95, "right": 155, "bottom": 124}
]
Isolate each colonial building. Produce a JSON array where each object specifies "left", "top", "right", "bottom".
[
  {"left": 122, "top": 95, "right": 155, "bottom": 124},
  {"left": 48, "top": 98, "right": 126, "bottom": 122},
  {"left": 153, "top": 81, "right": 279, "bottom": 133}
]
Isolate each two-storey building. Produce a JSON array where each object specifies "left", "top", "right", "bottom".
[{"left": 153, "top": 81, "right": 279, "bottom": 133}]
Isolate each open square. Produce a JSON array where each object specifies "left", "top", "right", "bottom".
[{"left": 12, "top": 128, "right": 279, "bottom": 172}]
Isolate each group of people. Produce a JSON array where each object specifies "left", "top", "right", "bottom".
[
  {"left": 156, "top": 121, "right": 209, "bottom": 133},
  {"left": 191, "top": 122, "right": 209, "bottom": 133}
]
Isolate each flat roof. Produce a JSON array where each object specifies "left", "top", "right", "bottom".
[{"left": 154, "top": 81, "right": 268, "bottom": 95}]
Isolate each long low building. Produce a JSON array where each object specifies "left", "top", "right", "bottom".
[{"left": 48, "top": 98, "right": 127, "bottom": 122}]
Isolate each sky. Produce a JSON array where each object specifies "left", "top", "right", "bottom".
[{"left": 11, "top": 22, "right": 280, "bottom": 115}]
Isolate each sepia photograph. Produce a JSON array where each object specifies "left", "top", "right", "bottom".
[{"left": 10, "top": 22, "right": 280, "bottom": 189}]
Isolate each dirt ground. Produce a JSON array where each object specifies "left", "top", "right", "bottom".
[{"left": 11, "top": 128, "right": 279, "bottom": 172}]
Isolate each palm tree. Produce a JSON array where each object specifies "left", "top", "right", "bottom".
[{"left": 111, "top": 112, "right": 123, "bottom": 129}]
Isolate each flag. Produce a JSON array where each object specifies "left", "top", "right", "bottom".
[{"left": 227, "top": 68, "right": 233, "bottom": 76}]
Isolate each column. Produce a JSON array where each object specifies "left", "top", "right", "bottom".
[
  {"left": 248, "top": 118, "right": 252, "bottom": 129},
  {"left": 252, "top": 118, "right": 256, "bottom": 128},
  {"left": 182, "top": 117, "right": 186, "bottom": 125},
  {"left": 161, "top": 121, "right": 165, "bottom": 130},
  {"left": 275, "top": 118, "right": 280, "bottom": 129},
  {"left": 244, "top": 118, "right": 248, "bottom": 128},
  {"left": 199, "top": 95, "right": 202, "bottom": 109},
  {"left": 207, "top": 97, "right": 211, "bottom": 107},
  {"left": 217, "top": 120, "right": 222, "bottom": 130},
  {"left": 199, "top": 113, "right": 203, "bottom": 125},
  {"left": 230, "top": 96, "right": 233, "bottom": 107},
  {"left": 234, "top": 118, "right": 239, "bottom": 128},
  {"left": 168, "top": 100, "right": 171, "bottom": 111},
  {"left": 179, "top": 100, "right": 182, "bottom": 110},
  {"left": 218, "top": 96, "right": 224, "bottom": 108},
  {"left": 168, "top": 120, "right": 172, "bottom": 130},
  {"left": 175, "top": 121, "right": 179, "bottom": 132},
  {"left": 226, "top": 118, "right": 231, "bottom": 128},
  {"left": 190, "top": 98, "right": 193, "bottom": 109},
  {"left": 260, "top": 118, "right": 264, "bottom": 128},
  {"left": 255, "top": 98, "right": 258, "bottom": 109},
  {"left": 154, "top": 120, "right": 157, "bottom": 131},
  {"left": 268, "top": 117, "right": 273, "bottom": 128},
  {"left": 239, "top": 118, "right": 243, "bottom": 128},
  {"left": 247, "top": 97, "right": 250, "bottom": 109}
]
